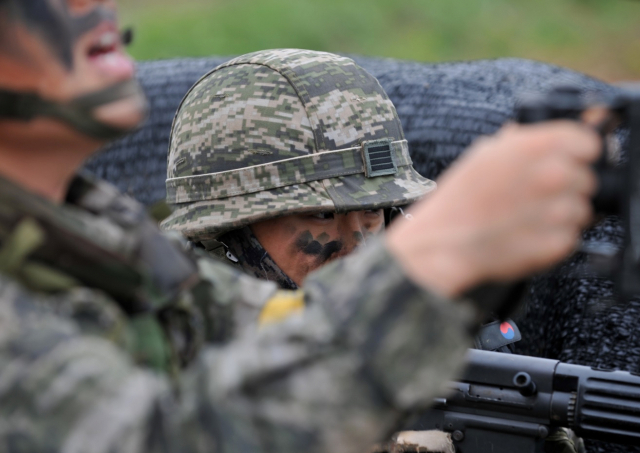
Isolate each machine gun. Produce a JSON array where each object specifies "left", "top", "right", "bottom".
[{"left": 408, "top": 349, "right": 640, "bottom": 453}]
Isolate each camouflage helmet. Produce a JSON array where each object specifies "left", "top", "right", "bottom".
[{"left": 161, "top": 49, "right": 435, "bottom": 241}]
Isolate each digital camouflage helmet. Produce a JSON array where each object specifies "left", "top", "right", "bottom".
[{"left": 161, "top": 49, "right": 436, "bottom": 241}]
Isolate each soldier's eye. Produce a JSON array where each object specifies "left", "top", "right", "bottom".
[
  {"left": 364, "top": 209, "right": 383, "bottom": 217},
  {"left": 311, "top": 212, "right": 335, "bottom": 220}
]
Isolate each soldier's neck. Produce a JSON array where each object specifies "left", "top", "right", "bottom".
[{"left": 0, "top": 121, "right": 101, "bottom": 203}]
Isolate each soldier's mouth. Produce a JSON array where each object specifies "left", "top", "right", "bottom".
[{"left": 86, "top": 26, "right": 134, "bottom": 80}]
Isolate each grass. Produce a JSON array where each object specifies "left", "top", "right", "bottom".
[{"left": 118, "top": 0, "right": 640, "bottom": 82}]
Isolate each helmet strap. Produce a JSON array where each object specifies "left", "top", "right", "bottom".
[{"left": 0, "top": 78, "right": 146, "bottom": 140}]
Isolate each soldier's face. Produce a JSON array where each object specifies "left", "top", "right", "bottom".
[
  {"left": 251, "top": 209, "right": 385, "bottom": 286},
  {"left": 0, "top": 0, "right": 144, "bottom": 134}
]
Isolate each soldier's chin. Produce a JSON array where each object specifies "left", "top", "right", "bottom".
[{"left": 93, "top": 95, "right": 147, "bottom": 131}]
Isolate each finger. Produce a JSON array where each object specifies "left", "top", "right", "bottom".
[
  {"left": 581, "top": 106, "right": 612, "bottom": 129},
  {"left": 543, "top": 194, "right": 593, "bottom": 230},
  {"left": 529, "top": 156, "right": 594, "bottom": 198},
  {"left": 505, "top": 226, "right": 580, "bottom": 275},
  {"left": 552, "top": 121, "right": 602, "bottom": 164},
  {"left": 572, "top": 195, "right": 594, "bottom": 228},
  {"left": 569, "top": 162, "right": 598, "bottom": 198},
  {"left": 523, "top": 121, "right": 602, "bottom": 164},
  {"left": 544, "top": 228, "right": 583, "bottom": 266}
]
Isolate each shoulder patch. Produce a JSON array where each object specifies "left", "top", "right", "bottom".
[{"left": 259, "top": 290, "right": 305, "bottom": 326}]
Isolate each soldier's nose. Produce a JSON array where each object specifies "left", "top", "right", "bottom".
[{"left": 337, "top": 212, "right": 367, "bottom": 249}]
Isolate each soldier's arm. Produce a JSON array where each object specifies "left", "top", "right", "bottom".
[
  {"left": 0, "top": 239, "right": 475, "bottom": 453},
  {"left": 0, "top": 122, "right": 600, "bottom": 453}
]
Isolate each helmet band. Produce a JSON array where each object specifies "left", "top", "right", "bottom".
[{"left": 166, "top": 139, "right": 411, "bottom": 204}]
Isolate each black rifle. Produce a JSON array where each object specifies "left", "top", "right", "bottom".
[{"left": 408, "top": 349, "right": 640, "bottom": 453}]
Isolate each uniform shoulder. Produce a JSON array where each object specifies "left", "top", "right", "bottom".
[{"left": 0, "top": 272, "right": 79, "bottom": 357}]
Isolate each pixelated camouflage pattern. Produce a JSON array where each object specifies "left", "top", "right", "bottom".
[
  {"left": 167, "top": 140, "right": 412, "bottom": 203},
  {"left": 0, "top": 174, "right": 476, "bottom": 453},
  {"left": 164, "top": 181, "right": 334, "bottom": 242},
  {"left": 162, "top": 49, "right": 435, "bottom": 240},
  {"left": 0, "top": 174, "right": 274, "bottom": 369}
]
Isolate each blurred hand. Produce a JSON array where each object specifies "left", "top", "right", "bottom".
[{"left": 386, "top": 121, "right": 600, "bottom": 298}]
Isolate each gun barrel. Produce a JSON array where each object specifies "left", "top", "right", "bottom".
[{"left": 556, "top": 362, "right": 640, "bottom": 444}]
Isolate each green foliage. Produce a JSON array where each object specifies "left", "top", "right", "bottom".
[{"left": 118, "top": 0, "right": 640, "bottom": 81}]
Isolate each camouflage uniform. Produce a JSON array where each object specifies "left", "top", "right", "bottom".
[{"left": 0, "top": 171, "right": 477, "bottom": 452}]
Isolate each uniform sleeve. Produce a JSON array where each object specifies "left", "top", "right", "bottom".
[{"left": 0, "top": 239, "right": 477, "bottom": 453}]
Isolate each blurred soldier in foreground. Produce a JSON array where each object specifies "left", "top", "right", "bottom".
[
  {"left": 0, "top": 1, "right": 600, "bottom": 453},
  {"left": 161, "top": 49, "right": 436, "bottom": 291}
]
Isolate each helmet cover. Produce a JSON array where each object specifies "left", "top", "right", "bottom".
[{"left": 162, "top": 49, "right": 435, "bottom": 241}]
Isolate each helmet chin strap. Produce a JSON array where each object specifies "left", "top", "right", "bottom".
[{"left": 0, "top": 78, "right": 147, "bottom": 140}]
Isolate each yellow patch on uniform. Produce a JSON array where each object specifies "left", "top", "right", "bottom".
[{"left": 259, "top": 290, "right": 305, "bottom": 326}]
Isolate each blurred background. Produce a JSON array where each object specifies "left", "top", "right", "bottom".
[{"left": 118, "top": 0, "right": 640, "bottom": 82}]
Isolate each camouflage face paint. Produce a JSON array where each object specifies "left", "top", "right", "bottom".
[
  {"left": 1, "top": 0, "right": 115, "bottom": 69},
  {"left": 249, "top": 209, "right": 387, "bottom": 287},
  {"left": 294, "top": 231, "right": 344, "bottom": 265}
]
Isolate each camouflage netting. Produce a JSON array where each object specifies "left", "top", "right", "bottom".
[{"left": 84, "top": 56, "right": 638, "bottom": 453}]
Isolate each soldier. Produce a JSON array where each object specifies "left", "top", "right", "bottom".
[
  {"left": 158, "top": 51, "right": 530, "bottom": 453},
  {"left": 161, "top": 49, "right": 436, "bottom": 292},
  {"left": 0, "top": 1, "right": 600, "bottom": 453}
]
